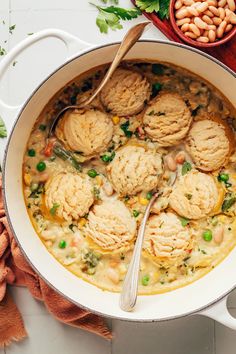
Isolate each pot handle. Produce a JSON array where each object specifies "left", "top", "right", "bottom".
[
  {"left": 0, "top": 28, "right": 92, "bottom": 164},
  {"left": 197, "top": 295, "right": 236, "bottom": 330}
]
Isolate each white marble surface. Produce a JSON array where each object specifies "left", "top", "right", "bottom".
[{"left": 1, "top": 0, "right": 236, "bottom": 353}]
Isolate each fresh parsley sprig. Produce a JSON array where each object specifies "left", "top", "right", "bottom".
[
  {"left": 91, "top": 3, "right": 141, "bottom": 33},
  {"left": 136, "top": 0, "right": 170, "bottom": 19}
]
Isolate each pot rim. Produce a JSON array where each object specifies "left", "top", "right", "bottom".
[{"left": 3, "top": 38, "right": 236, "bottom": 322}]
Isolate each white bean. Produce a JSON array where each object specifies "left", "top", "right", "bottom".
[
  {"left": 225, "top": 23, "right": 233, "bottom": 31},
  {"left": 219, "top": 7, "right": 226, "bottom": 19},
  {"left": 207, "top": 0, "right": 217, "bottom": 5},
  {"left": 212, "top": 16, "right": 222, "bottom": 25},
  {"left": 187, "top": 5, "right": 199, "bottom": 15},
  {"left": 204, "top": 9, "right": 214, "bottom": 16},
  {"left": 184, "top": 0, "right": 195, "bottom": 5},
  {"left": 165, "top": 155, "right": 177, "bottom": 171},
  {"left": 181, "top": 23, "right": 190, "bottom": 31},
  {"left": 175, "top": 151, "right": 186, "bottom": 164},
  {"left": 227, "top": 0, "right": 236, "bottom": 11},
  {"left": 230, "top": 13, "right": 236, "bottom": 24},
  {"left": 107, "top": 268, "right": 120, "bottom": 284},
  {"left": 189, "top": 22, "right": 201, "bottom": 35},
  {"left": 196, "top": 35, "right": 210, "bottom": 42},
  {"left": 202, "top": 14, "right": 213, "bottom": 24},
  {"left": 194, "top": 16, "right": 209, "bottom": 28},
  {"left": 208, "top": 29, "right": 216, "bottom": 41},
  {"left": 213, "top": 226, "right": 224, "bottom": 244},
  {"left": 175, "top": 0, "right": 183, "bottom": 9},
  {"left": 218, "top": 0, "right": 227, "bottom": 6},
  {"left": 208, "top": 24, "right": 217, "bottom": 29},
  {"left": 196, "top": 2, "right": 209, "bottom": 12},
  {"left": 185, "top": 31, "right": 198, "bottom": 37},
  {"left": 176, "top": 17, "right": 191, "bottom": 25},
  {"left": 209, "top": 5, "right": 220, "bottom": 15},
  {"left": 216, "top": 20, "right": 227, "bottom": 37},
  {"left": 176, "top": 8, "right": 190, "bottom": 18}
]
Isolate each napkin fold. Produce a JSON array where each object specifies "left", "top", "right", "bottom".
[{"left": 0, "top": 178, "right": 111, "bottom": 347}]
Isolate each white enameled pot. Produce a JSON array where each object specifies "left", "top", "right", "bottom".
[{"left": 1, "top": 28, "right": 236, "bottom": 327}]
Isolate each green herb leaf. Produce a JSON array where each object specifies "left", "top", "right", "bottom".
[
  {"left": 50, "top": 203, "right": 60, "bottom": 216},
  {"left": 53, "top": 145, "right": 82, "bottom": 172},
  {"left": 136, "top": 0, "right": 170, "bottom": 18},
  {"left": 182, "top": 161, "right": 192, "bottom": 175},
  {"left": 9, "top": 24, "right": 16, "bottom": 34},
  {"left": 179, "top": 217, "right": 190, "bottom": 227},
  {"left": 222, "top": 197, "right": 236, "bottom": 212},
  {"left": 91, "top": 3, "right": 141, "bottom": 33},
  {"left": 0, "top": 47, "right": 7, "bottom": 56},
  {"left": 120, "top": 120, "right": 133, "bottom": 137},
  {"left": 0, "top": 116, "right": 7, "bottom": 138}
]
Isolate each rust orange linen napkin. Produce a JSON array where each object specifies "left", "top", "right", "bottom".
[{"left": 0, "top": 177, "right": 111, "bottom": 347}]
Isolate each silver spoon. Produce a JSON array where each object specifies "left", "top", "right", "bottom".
[
  {"left": 120, "top": 172, "right": 177, "bottom": 312},
  {"left": 48, "top": 21, "right": 151, "bottom": 138}
]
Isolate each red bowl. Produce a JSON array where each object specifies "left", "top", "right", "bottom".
[{"left": 169, "top": 0, "right": 236, "bottom": 48}]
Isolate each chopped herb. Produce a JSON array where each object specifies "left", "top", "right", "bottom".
[
  {"left": 39, "top": 124, "right": 47, "bottom": 131},
  {"left": 124, "top": 195, "right": 130, "bottom": 202},
  {"left": 191, "top": 104, "right": 203, "bottom": 117},
  {"left": 69, "top": 224, "right": 76, "bottom": 232},
  {"left": 132, "top": 210, "right": 140, "bottom": 217},
  {"left": 50, "top": 203, "right": 60, "bottom": 216},
  {"left": 182, "top": 161, "right": 192, "bottom": 175},
  {"left": 91, "top": 3, "right": 141, "bottom": 34},
  {"left": 146, "top": 191, "right": 153, "bottom": 200},
  {"left": 93, "top": 186, "right": 101, "bottom": 200},
  {"left": 148, "top": 110, "right": 155, "bottom": 116},
  {"left": 120, "top": 252, "right": 125, "bottom": 260},
  {"left": 141, "top": 274, "right": 150, "bottom": 286},
  {"left": 179, "top": 217, "right": 190, "bottom": 227},
  {"left": 120, "top": 120, "right": 133, "bottom": 137},
  {"left": 0, "top": 116, "right": 7, "bottom": 137},
  {"left": 152, "top": 63, "right": 165, "bottom": 75},
  {"left": 27, "top": 32, "right": 34, "bottom": 36},
  {"left": 160, "top": 280, "right": 165, "bottom": 284},
  {"left": 9, "top": 24, "right": 16, "bottom": 34},
  {"left": 12, "top": 60, "right": 17, "bottom": 67},
  {"left": 222, "top": 197, "right": 236, "bottom": 212},
  {"left": 185, "top": 193, "right": 192, "bottom": 200},
  {"left": 29, "top": 183, "right": 45, "bottom": 198},
  {"left": 225, "top": 182, "right": 232, "bottom": 188},
  {"left": 83, "top": 251, "right": 101, "bottom": 268},
  {"left": 0, "top": 47, "right": 7, "bottom": 56},
  {"left": 152, "top": 82, "right": 162, "bottom": 97}
]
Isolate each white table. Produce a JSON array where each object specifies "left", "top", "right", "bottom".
[{"left": 1, "top": 1, "right": 236, "bottom": 353}]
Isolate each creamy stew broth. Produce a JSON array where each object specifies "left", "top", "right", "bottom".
[{"left": 23, "top": 61, "right": 236, "bottom": 294}]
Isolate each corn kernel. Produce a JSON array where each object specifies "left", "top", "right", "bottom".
[
  {"left": 232, "top": 173, "right": 236, "bottom": 180},
  {"left": 24, "top": 173, "right": 31, "bottom": 186},
  {"left": 78, "top": 218, "right": 87, "bottom": 227},
  {"left": 139, "top": 196, "right": 149, "bottom": 206},
  {"left": 119, "top": 264, "right": 127, "bottom": 275},
  {"left": 95, "top": 175, "right": 103, "bottom": 186},
  {"left": 112, "top": 116, "right": 120, "bottom": 125},
  {"left": 218, "top": 215, "right": 227, "bottom": 223}
]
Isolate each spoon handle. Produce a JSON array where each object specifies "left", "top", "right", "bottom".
[
  {"left": 120, "top": 193, "right": 158, "bottom": 312},
  {"left": 83, "top": 21, "right": 151, "bottom": 107}
]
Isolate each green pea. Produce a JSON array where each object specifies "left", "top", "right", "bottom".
[
  {"left": 203, "top": 230, "right": 213, "bottom": 242},
  {"left": 59, "top": 240, "right": 67, "bottom": 249},
  {"left": 146, "top": 191, "right": 153, "bottom": 200},
  {"left": 101, "top": 155, "right": 110, "bottom": 163},
  {"left": 87, "top": 169, "right": 98, "bottom": 178},
  {"left": 133, "top": 210, "right": 140, "bottom": 218},
  {"left": 36, "top": 161, "right": 46, "bottom": 172},
  {"left": 218, "top": 173, "right": 229, "bottom": 183},
  {"left": 28, "top": 149, "right": 36, "bottom": 157},
  {"left": 142, "top": 275, "right": 150, "bottom": 286}
]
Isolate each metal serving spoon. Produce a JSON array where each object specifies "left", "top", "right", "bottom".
[
  {"left": 120, "top": 172, "right": 177, "bottom": 312},
  {"left": 48, "top": 21, "right": 151, "bottom": 138}
]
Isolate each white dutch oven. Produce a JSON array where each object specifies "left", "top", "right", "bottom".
[{"left": 1, "top": 28, "right": 236, "bottom": 327}]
